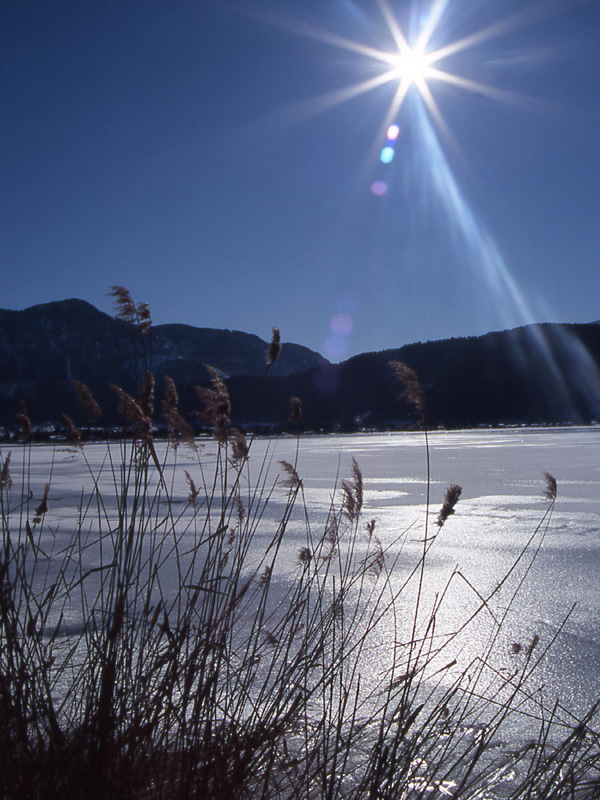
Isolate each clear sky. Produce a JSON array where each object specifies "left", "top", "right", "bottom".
[{"left": 2, "top": 0, "right": 599, "bottom": 360}]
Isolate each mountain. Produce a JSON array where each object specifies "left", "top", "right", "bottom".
[
  {"left": 224, "top": 322, "right": 600, "bottom": 430},
  {"left": 2, "top": 299, "right": 600, "bottom": 432},
  {"left": 0, "top": 299, "right": 328, "bottom": 426}
]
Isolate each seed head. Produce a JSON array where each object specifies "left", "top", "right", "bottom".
[
  {"left": 35, "top": 484, "right": 50, "bottom": 518},
  {"left": 542, "top": 472, "right": 557, "bottom": 502},
  {"left": 437, "top": 484, "right": 462, "bottom": 528},
  {"left": 72, "top": 381, "right": 102, "bottom": 421},
  {"left": 61, "top": 414, "right": 82, "bottom": 444},
  {"left": 194, "top": 366, "right": 231, "bottom": 443},
  {"left": 141, "top": 371, "right": 155, "bottom": 418},
  {"left": 111, "top": 385, "right": 152, "bottom": 441},
  {"left": 266, "top": 327, "right": 282, "bottom": 366},
  {"left": 288, "top": 396, "right": 303, "bottom": 423},
  {"left": 163, "top": 377, "right": 194, "bottom": 446},
  {"left": 230, "top": 428, "right": 249, "bottom": 462},
  {"left": 16, "top": 401, "right": 32, "bottom": 440},
  {"left": 108, "top": 286, "right": 152, "bottom": 334},
  {"left": 390, "top": 361, "right": 425, "bottom": 427},
  {"left": 279, "top": 460, "right": 302, "bottom": 490},
  {"left": 1, "top": 453, "right": 12, "bottom": 489}
]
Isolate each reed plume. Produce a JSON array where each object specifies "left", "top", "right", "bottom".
[
  {"left": 109, "top": 285, "right": 152, "bottom": 335},
  {"left": 15, "top": 400, "right": 32, "bottom": 440},
  {"left": 184, "top": 470, "right": 199, "bottom": 507},
  {"left": 230, "top": 428, "right": 249, "bottom": 463},
  {"left": 526, "top": 634, "right": 540, "bottom": 657},
  {"left": 162, "top": 376, "right": 194, "bottom": 446},
  {"left": 109, "top": 284, "right": 136, "bottom": 321},
  {"left": 390, "top": 360, "right": 425, "bottom": 427},
  {"left": 543, "top": 471, "right": 557, "bottom": 502},
  {"left": 34, "top": 483, "right": 49, "bottom": 518},
  {"left": 0, "top": 452, "right": 12, "bottom": 489},
  {"left": 342, "top": 456, "right": 363, "bottom": 522},
  {"left": 72, "top": 380, "right": 102, "bottom": 421},
  {"left": 194, "top": 366, "right": 231, "bottom": 443},
  {"left": 60, "top": 413, "right": 82, "bottom": 444},
  {"left": 288, "top": 396, "right": 303, "bottom": 423},
  {"left": 279, "top": 460, "right": 302, "bottom": 490},
  {"left": 111, "top": 384, "right": 152, "bottom": 441},
  {"left": 266, "top": 326, "right": 281, "bottom": 366},
  {"left": 437, "top": 484, "right": 462, "bottom": 528},
  {"left": 141, "top": 370, "right": 155, "bottom": 418}
]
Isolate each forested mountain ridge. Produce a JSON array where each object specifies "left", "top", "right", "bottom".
[
  {"left": 0, "top": 299, "right": 327, "bottom": 426},
  {"left": 225, "top": 322, "right": 600, "bottom": 430},
  {"left": 1, "top": 298, "right": 599, "bottom": 431}
]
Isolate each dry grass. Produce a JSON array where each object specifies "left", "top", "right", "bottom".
[{"left": 1, "top": 293, "right": 599, "bottom": 799}]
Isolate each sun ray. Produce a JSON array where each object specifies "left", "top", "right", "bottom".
[
  {"left": 226, "top": 0, "right": 583, "bottom": 131},
  {"left": 223, "top": 2, "right": 396, "bottom": 66},
  {"left": 224, "top": 0, "right": 569, "bottom": 129},
  {"left": 226, "top": 1, "right": 600, "bottom": 414},
  {"left": 414, "top": 80, "right": 451, "bottom": 140},
  {"left": 415, "top": 0, "right": 450, "bottom": 53},
  {"left": 275, "top": 70, "right": 400, "bottom": 127},
  {"left": 376, "top": 0, "right": 412, "bottom": 56},
  {"left": 426, "top": 0, "right": 582, "bottom": 63},
  {"left": 426, "top": 68, "right": 530, "bottom": 106}
]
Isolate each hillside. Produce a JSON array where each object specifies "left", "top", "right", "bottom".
[
  {"left": 0, "top": 299, "right": 327, "bottom": 426},
  {"left": 1, "top": 299, "right": 600, "bottom": 431},
  {"left": 225, "top": 322, "right": 600, "bottom": 430}
]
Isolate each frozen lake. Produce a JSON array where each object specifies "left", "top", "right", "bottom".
[
  {"left": 6, "top": 426, "right": 600, "bottom": 742},
  {"left": 252, "top": 427, "right": 600, "bottom": 731}
]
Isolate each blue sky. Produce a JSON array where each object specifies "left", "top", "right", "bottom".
[{"left": 2, "top": 0, "right": 600, "bottom": 360}]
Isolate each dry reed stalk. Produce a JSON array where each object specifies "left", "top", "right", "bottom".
[
  {"left": 141, "top": 370, "right": 155, "bottom": 418},
  {"left": 162, "top": 376, "right": 194, "bottom": 446},
  {"left": 0, "top": 453, "right": 12, "bottom": 489},
  {"left": 437, "top": 484, "right": 462, "bottom": 528},
  {"left": 109, "top": 285, "right": 152, "bottom": 335},
  {"left": 60, "top": 413, "right": 82, "bottom": 444},
  {"left": 194, "top": 366, "right": 231, "bottom": 443},
  {"left": 34, "top": 483, "right": 49, "bottom": 518},
  {"left": 543, "top": 471, "right": 557, "bottom": 501},
  {"left": 111, "top": 384, "right": 152, "bottom": 441},
  {"left": 390, "top": 360, "right": 425, "bottom": 427},
  {"left": 15, "top": 400, "right": 32, "bottom": 440},
  {"left": 288, "top": 396, "right": 303, "bottom": 423},
  {"left": 2, "top": 289, "right": 597, "bottom": 800},
  {"left": 266, "top": 326, "right": 282, "bottom": 366},
  {"left": 72, "top": 380, "right": 102, "bottom": 421},
  {"left": 342, "top": 457, "right": 363, "bottom": 522}
]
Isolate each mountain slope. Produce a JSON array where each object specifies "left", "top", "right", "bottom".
[
  {"left": 2, "top": 299, "right": 600, "bottom": 430},
  {"left": 225, "top": 322, "right": 600, "bottom": 429},
  {"left": 0, "top": 299, "right": 327, "bottom": 425}
]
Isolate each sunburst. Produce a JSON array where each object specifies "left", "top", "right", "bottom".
[{"left": 233, "top": 0, "right": 566, "bottom": 139}]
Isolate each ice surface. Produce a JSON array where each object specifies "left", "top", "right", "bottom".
[{"left": 4, "top": 426, "right": 600, "bottom": 739}]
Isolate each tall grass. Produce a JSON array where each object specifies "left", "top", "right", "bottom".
[{"left": 1, "top": 290, "right": 599, "bottom": 798}]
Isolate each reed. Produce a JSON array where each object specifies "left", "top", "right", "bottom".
[{"left": 0, "top": 293, "right": 598, "bottom": 799}]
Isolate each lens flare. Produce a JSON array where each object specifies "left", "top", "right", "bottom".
[
  {"left": 330, "top": 313, "right": 353, "bottom": 336},
  {"left": 371, "top": 180, "right": 388, "bottom": 196},
  {"left": 380, "top": 146, "right": 395, "bottom": 164},
  {"left": 386, "top": 124, "right": 400, "bottom": 141},
  {"left": 324, "top": 336, "right": 347, "bottom": 360}
]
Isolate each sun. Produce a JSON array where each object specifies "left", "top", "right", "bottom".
[
  {"left": 388, "top": 46, "right": 434, "bottom": 88},
  {"left": 236, "top": 0, "right": 555, "bottom": 136}
]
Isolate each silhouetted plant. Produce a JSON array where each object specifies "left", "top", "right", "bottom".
[{"left": 1, "top": 292, "right": 598, "bottom": 799}]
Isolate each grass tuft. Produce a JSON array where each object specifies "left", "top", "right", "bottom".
[{"left": 1, "top": 293, "right": 598, "bottom": 799}]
